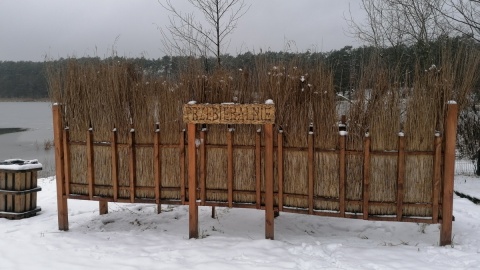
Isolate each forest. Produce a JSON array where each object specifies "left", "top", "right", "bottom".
[{"left": 1, "top": 36, "right": 478, "bottom": 100}]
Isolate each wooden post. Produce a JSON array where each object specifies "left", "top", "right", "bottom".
[
  {"left": 227, "top": 127, "right": 234, "bottom": 208},
  {"left": 111, "top": 128, "right": 119, "bottom": 202},
  {"left": 180, "top": 130, "right": 186, "bottom": 204},
  {"left": 187, "top": 123, "right": 198, "bottom": 238},
  {"left": 99, "top": 201, "right": 108, "bottom": 215},
  {"left": 154, "top": 123, "right": 162, "bottom": 214},
  {"left": 255, "top": 129, "right": 262, "bottom": 209},
  {"left": 264, "top": 123, "right": 274, "bottom": 240},
  {"left": 86, "top": 127, "right": 94, "bottom": 200},
  {"left": 63, "top": 127, "right": 71, "bottom": 196},
  {"left": 432, "top": 133, "right": 442, "bottom": 223},
  {"left": 308, "top": 126, "right": 314, "bottom": 215},
  {"left": 363, "top": 134, "right": 371, "bottom": 220},
  {"left": 339, "top": 130, "right": 346, "bottom": 217},
  {"left": 200, "top": 126, "right": 207, "bottom": 206},
  {"left": 396, "top": 133, "right": 406, "bottom": 221},
  {"left": 52, "top": 104, "right": 68, "bottom": 231},
  {"left": 278, "top": 129, "right": 284, "bottom": 212},
  {"left": 440, "top": 102, "right": 458, "bottom": 246},
  {"left": 128, "top": 129, "right": 136, "bottom": 203}
]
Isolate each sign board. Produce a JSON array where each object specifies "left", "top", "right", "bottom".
[{"left": 183, "top": 104, "right": 275, "bottom": 125}]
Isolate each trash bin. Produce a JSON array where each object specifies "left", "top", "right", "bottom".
[{"left": 0, "top": 159, "right": 42, "bottom": 219}]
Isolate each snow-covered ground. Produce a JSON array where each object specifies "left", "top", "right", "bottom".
[{"left": 1, "top": 176, "right": 480, "bottom": 270}]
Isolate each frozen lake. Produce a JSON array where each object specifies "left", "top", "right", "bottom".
[{"left": 0, "top": 102, "right": 55, "bottom": 177}]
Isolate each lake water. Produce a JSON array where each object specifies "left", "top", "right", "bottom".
[{"left": 0, "top": 102, "right": 55, "bottom": 177}]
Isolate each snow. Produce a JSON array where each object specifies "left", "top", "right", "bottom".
[
  {"left": 1, "top": 175, "right": 479, "bottom": 269},
  {"left": 265, "top": 99, "right": 274, "bottom": 105},
  {"left": 339, "top": 131, "right": 348, "bottom": 136},
  {"left": 187, "top": 100, "right": 197, "bottom": 105},
  {"left": 0, "top": 159, "right": 42, "bottom": 171},
  {"left": 447, "top": 100, "right": 457, "bottom": 105}
]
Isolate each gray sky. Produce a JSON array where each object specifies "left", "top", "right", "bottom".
[{"left": 0, "top": 0, "right": 364, "bottom": 62}]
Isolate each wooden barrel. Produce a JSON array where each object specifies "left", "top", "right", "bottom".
[{"left": 0, "top": 161, "right": 42, "bottom": 220}]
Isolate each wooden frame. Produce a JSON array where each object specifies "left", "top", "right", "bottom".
[{"left": 52, "top": 103, "right": 458, "bottom": 245}]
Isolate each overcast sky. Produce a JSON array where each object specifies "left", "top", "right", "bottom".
[{"left": 0, "top": 0, "right": 364, "bottom": 62}]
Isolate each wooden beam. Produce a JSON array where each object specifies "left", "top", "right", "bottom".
[
  {"left": 52, "top": 104, "right": 68, "bottom": 230},
  {"left": 63, "top": 128, "right": 71, "bottom": 196},
  {"left": 308, "top": 130, "right": 314, "bottom": 215},
  {"left": 264, "top": 123, "right": 274, "bottom": 240},
  {"left": 227, "top": 127, "right": 234, "bottom": 208},
  {"left": 440, "top": 102, "right": 458, "bottom": 246},
  {"left": 111, "top": 128, "right": 119, "bottom": 202},
  {"left": 154, "top": 124, "right": 161, "bottom": 214},
  {"left": 128, "top": 129, "right": 136, "bottom": 203},
  {"left": 396, "top": 133, "right": 406, "bottom": 221},
  {"left": 339, "top": 132, "right": 346, "bottom": 217},
  {"left": 187, "top": 123, "right": 198, "bottom": 238},
  {"left": 432, "top": 134, "right": 442, "bottom": 223},
  {"left": 200, "top": 127, "right": 207, "bottom": 206},
  {"left": 180, "top": 130, "right": 186, "bottom": 204},
  {"left": 277, "top": 129, "right": 284, "bottom": 212},
  {"left": 363, "top": 135, "right": 371, "bottom": 220},
  {"left": 86, "top": 127, "right": 94, "bottom": 200},
  {"left": 255, "top": 129, "right": 261, "bottom": 209}
]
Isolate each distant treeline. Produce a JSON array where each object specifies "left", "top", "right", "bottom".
[{"left": 1, "top": 36, "right": 479, "bottom": 99}]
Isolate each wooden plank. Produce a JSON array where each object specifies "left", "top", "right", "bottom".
[
  {"left": 255, "top": 129, "right": 261, "bottom": 209},
  {"left": 308, "top": 131, "right": 314, "bottom": 215},
  {"left": 13, "top": 173, "right": 25, "bottom": 213},
  {"left": 187, "top": 123, "right": 198, "bottom": 238},
  {"left": 6, "top": 173, "right": 13, "bottom": 212},
  {"left": 183, "top": 104, "right": 275, "bottom": 125},
  {"left": 128, "top": 129, "right": 136, "bottom": 203},
  {"left": 25, "top": 172, "right": 32, "bottom": 211},
  {"left": 277, "top": 130, "right": 284, "bottom": 212},
  {"left": 363, "top": 135, "right": 371, "bottom": 219},
  {"left": 86, "top": 128, "right": 94, "bottom": 200},
  {"left": 63, "top": 128, "right": 71, "bottom": 196},
  {"left": 339, "top": 132, "right": 346, "bottom": 217},
  {"left": 180, "top": 130, "right": 186, "bottom": 204},
  {"left": 31, "top": 171, "right": 37, "bottom": 209},
  {"left": 264, "top": 123, "right": 274, "bottom": 240},
  {"left": 227, "top": 127, "right": 234, "bottom": 208},
  {"left": 154, "top": 124, "right": 161, "bottom": 212},
  {"left": 99, "top": 201, "right": 108, "bottom": 215},
  {"left": 52, "top": 104, "right": 69, "bottom": 230},
  {"left": 200, "top": 127, "right": 207, "bottom": 206},
  {"left": 0, "top": 173, "right": 4, "bottom": 211},
  {"left": 111, "top": 128, "right": 119, "bottom": 202},
  {"left": 396, "top": 134, "right": 406, "bottom": 221},
  {"left": 440, "top": 102, "right": 458, "bottom": 246},
  {"left": 432, "top": 134, "right": 442, "bottom": 223}
]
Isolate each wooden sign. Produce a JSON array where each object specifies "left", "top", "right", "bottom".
[{"left": 183, "top": 104, "right": 275, "bottom": 124}]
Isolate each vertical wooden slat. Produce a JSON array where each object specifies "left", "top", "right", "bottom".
[
  {"left": 53, "top": 104, "right": 68, "bottom": 230},
  {"left": 180, "top": 130, "right": 186, "bottom": 204},
  {"left": 227, "top": 127, "right": 234, "bottom": 208},
  {"left": 278, "top": 129, "right": 284, "bottom": 212},
  {"left": 63, "top": 127, "right": 71, "bottom": 196},
  {"left": 14, "top": 173, "right": 26, "bottom": 213},
  {"left": 308, "top": 128, "right": 314, "bottom": 215},
  {"left": 200, "top": 127, "right": 207, "bottom": 206},
  {"left": 396, "top": 133, "right": 406, "bottom": 221},
  {"left": 31, "top": 171, "right": 37, "bottom": 210},
  {"left": 264, "top": 123, "right": 274, "bottom": 240},
  {"left": 187, "top": 123, "right": 198, "bottom": 238},
  {"left": 0, "top": 173, "right": 5, "bottom": 212},
  {"left": 440, "top": 102, "right": 458, "bottom": 246},
  {"left": 111, "top": 128, "right": 119, "bottom": 202},
  {"left": 363, "top": 134, "right": 371, "bottom": 220},
  {"left": 255, "top": 128, "right": 261, "bottom": 209},
  {"left": 128, "top": 129, "right": 136, "bottom": 203},
  {"left": 6, "top": 173, "right": 13, "bottom": 211},
  {"left": 432, "top": 134, "right": 442, "bottom": 223},
  {"left": 86, "top": 127, "right": 94, "bottom": 200},
  {"left": 25, "top": 172, "right": 32, "bottom": 211},
  {"left": 154, "top": 124, "right": 161, "bottom": 213},
  {"left": 339, "top": 132, "right": 346, "bottom": 217}
]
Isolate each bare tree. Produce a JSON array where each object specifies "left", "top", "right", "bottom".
[
  {"left": 159, "top": 0, "right": 249, "bottom": 67},
  {"left": 435, "top": 0, "right": 480, "bottom": 42},
  {"left": 347, "top": 0, "right": 450, "bottom": 47}
]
